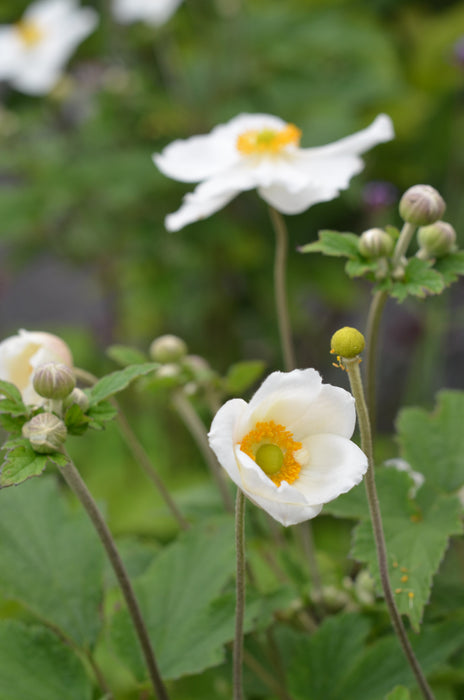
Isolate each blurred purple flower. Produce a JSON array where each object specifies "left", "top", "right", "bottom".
[
  {"left": 362, "top": 180, "right": 398, "bottom": 210},
  {"left": 452, "top": 36, "right": 464, "bottom": 67}
]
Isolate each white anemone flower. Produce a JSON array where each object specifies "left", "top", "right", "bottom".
[
  {"left": 154, "top": 112, "right": 394, "bottom": 232},
  {"left": 0, "top": 329, "right": 73, "bottom": 406},
  {"left": 0, "top": 0, "right": 98, "bottom": 96},
  {"left": 208, "top": 369, "right": 368, "bottom": 526},
  {"left": 112, "top": 0, "right": 183, "bottom": 26}
]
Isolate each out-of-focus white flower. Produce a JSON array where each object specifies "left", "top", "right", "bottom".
[
  {"left": 154, "top": 113, "right": 394, "bottom": 231},
  {"left": 0, "top": 0, "right": 98, "bottom": 95},
  {"left": 0, "top": 330, "right": 73, "bottom": 405},
  {"left": 112, "top": 0, "right": 183, "bottom": 26},
  {"left": 208, "top": 369, "right": 368, "bottom": 526}
]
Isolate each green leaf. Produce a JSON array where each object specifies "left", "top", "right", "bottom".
[
  {"left": 345, "top": 258, "right": 378, "bottom": 278},
  {"left": 106, "top": 344, "right": 148, "bottom": 367},
  {"left": 87, "top": 363, "right": 159, "bottom": 406},
  {"left": 434, "top": 251, "right": 464, "bottom": 286},
  {"left": 64, "top": 404, "right": 90, "bottom": 436},
  {"left": 385, "top": 687, "right": 411, "bottom": 700},
  {"left": 0, "top": 476, "right": 104, "bottom": 648},
  {"left": 0, "top": 412, "right": 29, "bottom": 435},
  {"left": 110, "top": 516, "right": 237, "bottom": 680},
  {"left": 0, "top": 439, "right": 49, "bottom": 488},
  {"left": 299, "top": 230, "right": 360, "bottom": 258},
  {"left": 397, "top": 391, "right": 464, "bottom": 493},
  {"left": 0, "top": 621, "right": 93, "bottom": 700},
  {"left": 0, "top": 379, "right": 24, "bottom": 406},
  {"left": 224, "top": 360, "right": 266, "bottom": 395},
  {"left": 377, "top": 258, "right": 445, "bottom": 301},
  {"left": 86, "top": 400, "right": 118, "bottom": 429}
]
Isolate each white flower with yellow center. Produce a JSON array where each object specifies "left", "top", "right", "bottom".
[
  {"left": 0, "top": 0, "right": 98, "bottom": 95},
  {"left": 208, "top": 369, "right": 368, "bottom": 526},
  {"left": 112, "top": 0, "right": 183, "bottom": 26},
  {"left": 0, "top": 329, "right": 73, "bottom": 406},
  {"left": 154, "top": 112, "right": 394, "bottom": 232}
]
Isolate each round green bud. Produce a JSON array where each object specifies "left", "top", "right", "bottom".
[
  {"left": 149, "top": 335, "right": 187, "bottom": 363},
  {"left": 331, "top": 327, "right": 365, "bottom": 359},
  {"left": 182, "top": 354, "right": 212, "bottom": 381},
  {"left": 255, "top": 444, "right": 284, "bottom": 475},
  {"left": 417, "top": 221, "right": 457, "bottom": 258},
  {"left": 155, "top": 363, "right": 182, "bottom": 380},
  {"left": 22, "top": 412, "right": 67, "bottom": 454},
  {"left": 63, "top": 387, "right": 90, "bottom": 413},
  {"left": 358, "top": 228, "right": 394, "bottom": 258},
  {"left": 32, "top": 362, "right": 76, "bottom": 400},
  {"left": 399, "top": 185, "right": 445, "bottom": 226}
]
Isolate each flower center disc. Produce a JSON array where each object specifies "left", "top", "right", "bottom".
[
  {"left": 240, "top": 420, "right": 302, "bottom": 486},
  {"left": 236, "top": 124, "right": 302, "bottom": 156},
  {"left": 15, "top": 21, "right": 44, "bottom": 47}
]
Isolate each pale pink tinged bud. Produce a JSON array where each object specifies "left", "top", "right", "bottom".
[
  {"left": 22, "top": 412, "right": 67, "bottom": 454},
  {"left": 149, "top": 334, "right": 188, "bottom": 363},
  {"left": 417, "top": 221, "right": 457, "bottom": 258},
  {"left": 33, "top": 362, "right": 76, "bottom": 400},
  {"left": 399, "top": 185, "right": 446, "bottom": 226},
  {"left": 358, "top": 228, "right": 394, "bottom": 258}
]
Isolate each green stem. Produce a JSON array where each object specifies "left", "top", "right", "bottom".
[
  {"left": 392, "top": 222, "right": 417, "bottom": 267},
  {"left": 60, "top": 457, "right": 170, "bottom": 700},
  {"left": 234, "top": 489, "right": 246, "bottom": 700},
  {"left": 364, "top": 289, "right": 388, "bottom": 424},
  {"left": 268, "top": 206, "right": 296, "bottom": 372},
  {"left": 343, "top": 359, "right": 435, "bottom": 700},
  {"left": 172, "top": 390, "right": 234, "bottom": 513}
]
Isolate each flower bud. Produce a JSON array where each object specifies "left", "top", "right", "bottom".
[
  {"left": 182, "top": 354, "right": 212, "bottom": 381},
  {"left": 331, "top": 327, "right": 365, "bottom": 359},
  {"left": 63, "top": 387, "right": 90, "bottom": 412},
  {"left": 417, "top": 221, "right": 457, "bottom": 258},
  {"left": 399, "top": 185, "right": 445, "bottom": 226},
  {"left": 22, "top": 412, "right": 67, "bottom": 454},
  {"left": 32, "top": 362, "right": 76, "bottom": 400},
  {"left": 358, "top": 228, "right": 394, "bottom": 258},
  {"left": 149, "top": 334, "right": 187, "bottom": 363}
]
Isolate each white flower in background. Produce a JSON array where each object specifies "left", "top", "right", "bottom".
[
  {"left": 154, "top": 113, "right": 394, "bottom": 231},
  {"left": 112, "top": 0, "right": 183, "bottom": 26},
  {"left": 0, "top": 0, "right": 98, "bottom": 95},
  {"left": 208, "top": 369, "right": 368, "bottom": 526},
  {"left": 0, "top": 330, "right": 73, "bottom": 405}
]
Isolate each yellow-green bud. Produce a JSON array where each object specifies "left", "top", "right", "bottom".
[
  {"left": 358, "top": 228, "right": 394, "bottom": 258},
  {"left": 22, "top": 412, "right": 67, "bottom": 454},
  {"left": 331, "top": 327, "right": 365, "bottom": 358},
  {"left": 32, "top": 362, "right": 76, "bottom": 400},
  {"left": 255, "top": 444, "right": 284, "bottom": 475},
  {"left": 417, "top": 221, "right": 457, "bottom": 258},
  {"left": 149, "top": 334, "right": 187, "bottom": 363},
  {"left": 399, "top": 185, "right": 445, "bottom": 226},
  {"left": 63, "top": 387, "right": 90, "bottom": 412}
]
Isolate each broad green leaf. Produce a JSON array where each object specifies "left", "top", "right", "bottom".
[
  {"left": 86, "top": 400, "right": 118, "bottom": 429},
  {"left": 385, "top": 687, "right": 411, "bottom": 700},
  {"left": 322, "top": 476, "right": 369, "bottom": 520},
  {"left": 0, "top": 476, "right": 104, "bottom": 648},
  {"left": 86, "top": 363, "right": 159, "bottom": 406},
  {"left": 397, "top": 391, "right": 464, "bottom": 493},
  {"left": 0, "top": 439, "right": 48, "bottom": 487},
  {"left": 106, "top": 344, "right": 148, "bottom": 367},
  {"left": 299, "top": 230, "right": 360, "bottom": 257},
  {"left": 0, "top": 379, "right": 24, "bottom": 406},
  {"left": 110, "top": 516, "right": 237, "bottom": 680},
  {"left": 0, "top": 621, "right": 93, "bottom": 700},
  {"left": 377, "top": 258, "right": 445, "bottom": 301},
  {"left": 64, "top": 404, "right": 90, "bottom": 436},
  {"left": 224, "top": 360, "right": 266, "bottom": 395},
  {"left": 345, "top": 258, "right": 378, "bottom": 278},
  {"left": 434, "top": 251, "right": 464, "bottom": 286}
]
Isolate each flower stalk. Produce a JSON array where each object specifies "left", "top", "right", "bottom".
[{"left": 234, "top": 488, "right": 246, "bottom": 700}]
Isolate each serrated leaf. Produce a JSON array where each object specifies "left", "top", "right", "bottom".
[
  {"left": 0, "top": 621, "right": 93, "bottom": 700},
  {"left": 0, "top": 440, "right": 48, "bottom": 487},
  {"left": 0, "top": 476, "right": 104, "bottom": 648},
  {"left": 86, "top": 400, "right": 118, "bottom": 429},
  {"left": 106, "top": 344, "right": 148, "bottom": 367},
  {"left": 345, "top": 258, "right": 379, "bottom": 278},
  {"left": 299, "top": 230, "right": 360, "bottom": 257},
  {"left": 0, "top": 412, "right": 28, "bottom": 435},
  {"left": 110, "top": 516, "right": 237, "bottom": 680},
  {"left": 434, "top": 251, "right": 464, "bottom": 286},
  {"left": 64, "top": 403, "right": 90, "bottom": 436},
  {"left": 397, "top": 391, "right": 464, "bottom": 494},
  {"left": 385, "top": 687, "right": 411, "bottom": 700},
  {"left": 0, "top": 379, "right": 24, "bottom": 405},
  {"left": 0, "top": 397, "right": 28, "bottom": 415},
  {"left": 87, "top": 363, "right": 159, "bottom": 406},
  {"left": 377, "top": 258, "right": 445, "bottom": 301},
  {"left": 224, "top": 360, "right": 266, "bottom": 395}
]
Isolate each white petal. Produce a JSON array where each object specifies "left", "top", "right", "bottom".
[
  {"left": 0, "top": 29, "right": 23, "bottom": 79},
  {"left": 257, "top": 181, "right": 337, "bottom": 214},
  {"left": 305, "top": 114, "right": 394, "bottom": 159},
  {"left": 165, "top": 186, "right": 239, "bottom": 231},
  {"left": 113, "top": 0, "right": 183, "bottom": 25},
  {"left": 208, "top": 398, "right": 248, "bottom": 485},
  {"left": 295, "top": 434, "right": 368, "bottom": 506},
  {"left": 246, "top": 369, "right": 322, "bottom": 413}
]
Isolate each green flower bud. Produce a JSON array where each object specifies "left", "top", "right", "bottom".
[
  {"left": 63, "top": 387, "right": 90, "bottom": 412},
  {"left": 417, "top": 221, "right": 457, "bottom": 258},
  {"left": 331, "top": 327, "right": 365, "bottom": 359},
  {"left": 155, "top": 363, "right": 182, "bottom": 380},
  {"left": 358, "top": 228, "right": 394, "bottom": 258},
  {"left": 22, "top": 412, "right": 67, "bottom": 454},
  {"left": 32, "top": 362, "right": 76, "bottom": 400},
  {"left": 399, "top": 185, "right": 445, "bottom": 226},
  {"left": 149, "top": 334, "right": 188, "bottom": 363}
]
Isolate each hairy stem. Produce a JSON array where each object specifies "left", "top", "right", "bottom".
[
  {"left": 392, "top": 222, "right": 417, "bottom": 267},
  {"left": 343, "top": 359, "right": 435, "bottom": 700},
  {"left": 364, "top": 289, "right": 388, "bottom": 424},
  {"left": 234, "top": 489, "right": 246, "bottom": 700},
  {"left": 60, "top": 457, "right": 169, "bottom": 700}
]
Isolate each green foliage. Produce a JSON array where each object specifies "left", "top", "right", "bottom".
[
  {"left": 377, "top": 258, "right": 445, "bottom": 301},
  {"left": 299, "top": 230, "right": 360, "bottom": 257},
  {"left": 0, "top": 380, "right": 27, "bottom": 415},
  {"left": 223, "top": 360, "right": 267, "bottom": 395},
  {"left": 106, "top": 344, "right": 148, "bottom": 368},
  {"left": 0, "top": 439, "right": 49, "bottom": 487},
  {"left": 385, "top": 687, "right": 412, "bottom": 700},
  {"left": 86, "top": 363, "right": 160, "bottom": 406}
]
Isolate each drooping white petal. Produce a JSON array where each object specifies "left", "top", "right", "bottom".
[
  {"left": 113, "top": 0, "right": 183, "bottom": 26},
  {"left": 295, "top": 434, "right": 368, "bottom": 506},
  {"left": 165, "top": 187, "right": 240, "bottom": 232},
  {"left": 304, "top": 114, "right": 394, "bottom": 159},
  {"left": 208, "top": 398, "right": 248, "bottom": 484}
]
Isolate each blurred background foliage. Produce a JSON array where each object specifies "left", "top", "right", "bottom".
[{"left": 0, "top": 0, "right": 463, "bottom": 535}]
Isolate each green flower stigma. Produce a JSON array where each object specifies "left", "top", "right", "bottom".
[
  {"left": 255, "top": 444, "right": 284, "bottom": 475},
  {"left": 331, "top": 327, "right": 365, "bottom": 359}
]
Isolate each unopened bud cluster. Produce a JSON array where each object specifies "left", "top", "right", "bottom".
[
  {"left": 22, "top": 412, "right": 67, "bottom": 454},
  {"left": 399, "top": 185, "right": 445, "bottom": 226}
]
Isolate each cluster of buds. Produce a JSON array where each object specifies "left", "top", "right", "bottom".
[{"left": 149, "top": 334, "right": 215, "bottom": 395}]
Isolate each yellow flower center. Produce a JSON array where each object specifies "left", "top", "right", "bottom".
[
  {"left": 240, "top": 420, "right": 302, "bottom": 486},
  {"left": 236, "top": 124, "right": 302, "bottom": 156},
  {"left": 15, "top": 20, "right": 44, "bottom": 47}
]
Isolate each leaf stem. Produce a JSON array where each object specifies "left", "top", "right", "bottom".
[
  {"left": 60, "top": 456, "right": 170, "bottom": 700},
  {"left": 343, "top": 358, "right": 435, "bottom": 700},
  {"left": 234, "top": 488, "right": 246, "bottom": 700}
]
